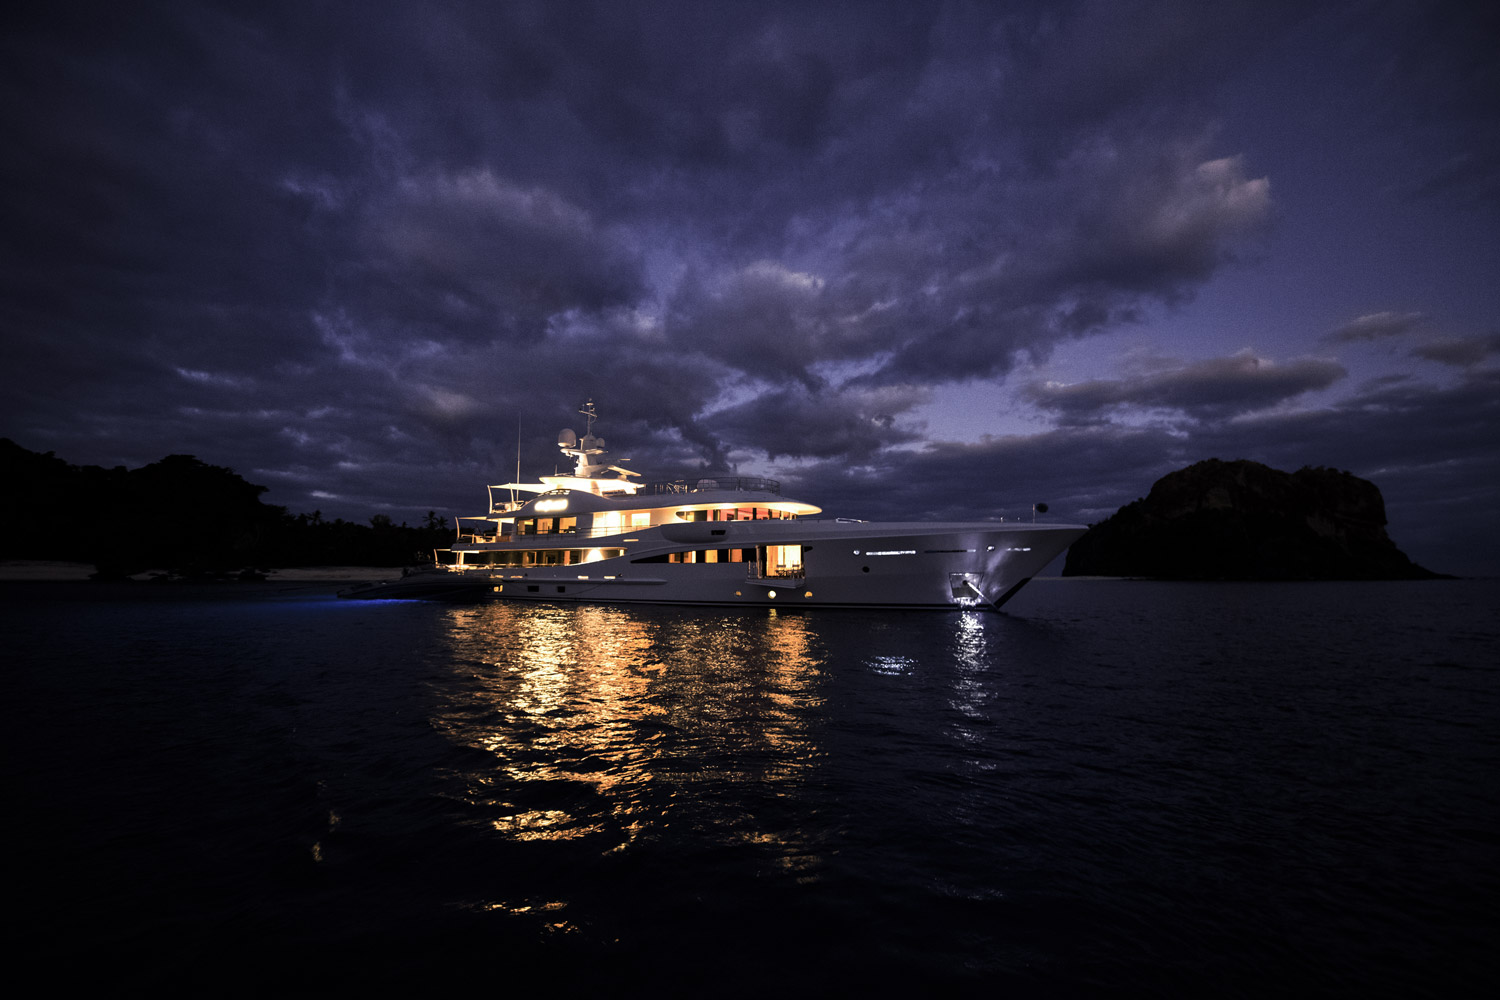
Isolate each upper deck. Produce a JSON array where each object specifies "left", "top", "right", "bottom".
[{"left": 453, "top": 403, "right": 822, "bottom": 544}]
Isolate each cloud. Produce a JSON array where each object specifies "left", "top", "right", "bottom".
[
  {"left": 778, "top": 367, "right": 1500, "bottom": 575},
  {"left": 355, "top": 169, "right": 644, "bottom": 342},
  {"left": 1176, "top": 368, "right": 1500, "bottom": 575},
  {"left": 707, "top": 383, "right": 928, "bottom": 462},
  {"left": 1410, "top": 334, "right": 1500, "bottom": 368},
  {"left": 995, "top": 1, "right": 1307, "bottom": 154},
  {"left": 1325, "top": 311, "right": 1427, "bottom": 343},
  {"left": 830, "top": 143, "right": 1276, "bottom": 387},
  {"left": 665, "top": 261, "right": 838, "bottom": 386},
  {"left": 2, "top": 1, "right": 1494, "bottom": 575},
  {"left": 780, "top": 422, "right": 1183, "bottom": 526},
  {"left": 1400, "top": 151, "right": 1500, "bottom": 206},
  {"left": 1023, "top": 350, "right": 1346, "bottom": 422}
]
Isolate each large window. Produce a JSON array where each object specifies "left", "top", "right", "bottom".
[
  {"left": 455, "top": 547, "right": 623, "bottom": 568},
  {"left": 680, "top": 506, "right": 798, "bottom": 521},
  {"left": 515, "top": 516, "right": 579, "bottom": 535},
  {"left": 632, "top": 548, "right": 753, "bottom": 564},
  {"left": 762, "top": 544, "right": 803, "bottom": 578}
]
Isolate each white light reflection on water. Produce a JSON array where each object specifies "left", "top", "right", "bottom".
[
  {"left": 949, "top": 610, "right": 993, "bottom": 745},
  {"left": 866, "top": 655, "right": 915, "bottom": 675},
  {"left": 425, "top": 603, "right": 831, "bottom": 874}
]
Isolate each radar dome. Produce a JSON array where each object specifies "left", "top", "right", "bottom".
[{"left": 558, "top": 428, "right": 577, "bottom": 448}]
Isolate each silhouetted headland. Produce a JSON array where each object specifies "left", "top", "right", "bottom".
[
  {"left": 1063, "top": 459, "right": 1441, "bottom": 580},
  {"left": 0, "top": 438, "right": 449, "bottom": 580}
]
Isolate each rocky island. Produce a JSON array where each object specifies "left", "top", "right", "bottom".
[{"left": 1062, "top": 459, "right": 1438, "bottom": 580}]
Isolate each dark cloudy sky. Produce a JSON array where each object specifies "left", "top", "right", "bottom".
[{"left": 4, "top": 1, "right": 1497, "bottom": 574}]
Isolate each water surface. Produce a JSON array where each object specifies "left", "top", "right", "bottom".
[{"left": 8, "top": 579, "right": 1496, "bottom": 994}]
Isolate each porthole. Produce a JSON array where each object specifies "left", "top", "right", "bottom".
[{"left": 862, "top": 566, "right": 870, "bottom": 573}]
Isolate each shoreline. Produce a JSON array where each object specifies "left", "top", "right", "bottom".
[{"left": 0, "top": 560, "right": 407, "bottom": 583}]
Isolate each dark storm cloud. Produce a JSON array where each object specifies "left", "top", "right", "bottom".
[
  {"left": 841, "top": 143, "right": 1273, "bottom": 387},
  {"left": 1023, "top": 350, "right": 1346, "bottom": 422},
  {"left": 995, "top": 0, "right": 1306, "bottom": 152},
  {"left": 2, "top": 1, "right": 1494, "bottom": 573},
  {"left": 655, "top": 137, "right": 1274, "bottom": 393},
  {"left": 665, "top": 262, "right": 838, "bottom": 387},
  {"left": 707, "top": 383, "right": 927, "bottom": 462},
  {"left": 351, "top": 168, "right": 645, "bottom": 342},
  {"left": 1, "top": 4, "right": 1282, "bottom": 449}
]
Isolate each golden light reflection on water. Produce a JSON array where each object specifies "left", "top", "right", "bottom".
[{"left": 427, "top": 603, "right": 830, "bottom": 874}]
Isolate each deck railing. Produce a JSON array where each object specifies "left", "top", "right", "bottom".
[
  {"left": 456, "top": 525, "right": 650, "bottom": 544},
  {"left": 638, "top": 477, "right": 781, "bottom": 495}
]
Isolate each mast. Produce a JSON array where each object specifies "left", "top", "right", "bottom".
[{"left": 512, "top": 413, "right": 520, "bottom": 507}]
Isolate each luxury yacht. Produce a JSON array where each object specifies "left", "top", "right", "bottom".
[{"left": 343, "top": 403, "right": 1086, "bottom": 609}]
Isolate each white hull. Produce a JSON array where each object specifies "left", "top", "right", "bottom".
[{"left": 446, "top": 520, "right": 1084, "bottom": 609}]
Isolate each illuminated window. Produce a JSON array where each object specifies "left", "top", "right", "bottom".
[{"left": 764, "top": 544, "right": 802, "bottom": 578}]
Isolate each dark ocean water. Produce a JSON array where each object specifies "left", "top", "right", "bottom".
[{"left": 7, "top": 579, "right": 1497, "bottom": 995}]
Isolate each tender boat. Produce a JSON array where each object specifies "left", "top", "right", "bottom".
[{"left": 342, "top": 402, "right": 1085, "bottom": 608}]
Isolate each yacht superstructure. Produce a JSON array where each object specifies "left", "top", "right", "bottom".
[{"left": 349, "top": 403, "right": 1086, "bottom": 609}]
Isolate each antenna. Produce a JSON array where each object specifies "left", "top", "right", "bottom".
[{"left": 512, "top": 414, "right": 521, "bottom": 507}]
